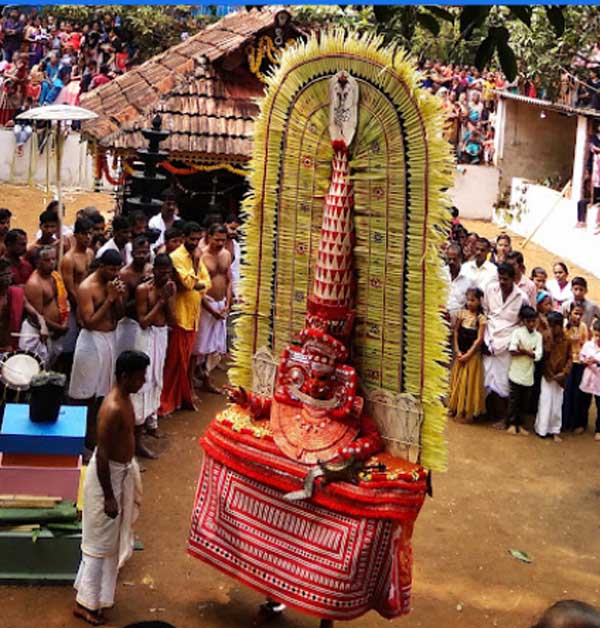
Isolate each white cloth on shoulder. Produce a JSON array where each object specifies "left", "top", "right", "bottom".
[
  {"left": 116, "top": 317, "right": 141, "bottom": 357},
  {"left": 535, "top": 377, "right": 564, "bottom": 436},
  {"left": 131, "top": 325, "right": 168, "bottom": 426},
  {"left": 193, "top": 295, "right": 227, "bottom": 359},
  {"left": 74, "top": 450, "right": 142, "bottom": 611},
  {"left": 69, "top": 329, "right": 117, "bottom": 399},
  {"left": 483, "top": 350, "right": 511, "bottom": 398},
  {"left": 18, "top": 318, "right": 63, "bottom": 368}
]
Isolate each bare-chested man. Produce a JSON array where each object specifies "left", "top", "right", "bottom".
[
  {"left": 116, "top": 235, "right": 152, "bottom": 356},
  {"left": 60, "top": 218, "right": 94, "bottom": 356},
  {"left": 19, "top": 247, "right": 69, "bottom": 367},
  {"left": 0, "top": 257, "right": 47, "bottom": 354},
  {"left": 73, "top": 350, "right": 149, "bottom": 626},
  {"left": 69, "top": 249, "right": 126, "bottom": 450},
  {"left": 193, "top": 223, "right": 232, "bottom": 392},
  {"left": 26, "top": 209, "right": 70, "bottom": 266},
  {"left": 131, "top": 253, "right": 176, "bottom": 458}
]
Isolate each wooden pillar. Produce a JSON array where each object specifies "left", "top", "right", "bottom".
[{"left": 571, "top": 115, "right": 588, "bottom": 201}]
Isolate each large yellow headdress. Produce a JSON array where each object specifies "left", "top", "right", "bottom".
[{"left": 231, "top": 30, "right": 453, "bottom": 471}]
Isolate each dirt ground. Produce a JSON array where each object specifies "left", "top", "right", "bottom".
[{"left": 2, "top": 190, "right": 600, "bottom": 628}]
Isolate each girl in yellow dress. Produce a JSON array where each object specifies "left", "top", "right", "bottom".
[{"left": 449, "top": 287, "right": 487, "bottom": 422}]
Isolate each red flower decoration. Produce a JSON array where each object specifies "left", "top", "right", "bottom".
[
  {"left": 295, "top": 242, "right": 307, "bottom": 255},
  {"left": 370, "top": 277, "right": 382, "bottom": 288},
  {"left": 374, "top": 187, "right": 385, "bottom": 199},
  {"left": 302, "top": 155, "right": 314, "bottom": 168}
]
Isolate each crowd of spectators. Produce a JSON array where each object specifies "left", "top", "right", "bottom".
[
  {"left": 417, "top": 61, "right": 508, "bottom": 166},
  {"left": 444, "top": 210, "right": 600, "bottom": 442},
  {"left": 0, "top": 8, "right": 138, "bottom": 125}
]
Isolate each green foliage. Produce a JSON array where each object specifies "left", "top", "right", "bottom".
[{"left": 295, "top": 5, "right": 600, "bottom": 90}]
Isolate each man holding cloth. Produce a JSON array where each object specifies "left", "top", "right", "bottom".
[{"left": 159, "top": 222, "right": 210, "bottom": 416}]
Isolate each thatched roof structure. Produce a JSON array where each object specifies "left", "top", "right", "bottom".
[{"left": 80, "top": 8, "right": 302, "bottom": 165}]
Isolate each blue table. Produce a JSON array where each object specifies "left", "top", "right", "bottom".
[{"left": 0, "top": 404, "right": 86, "bottom": 455}]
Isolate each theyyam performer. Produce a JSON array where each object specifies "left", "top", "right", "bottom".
[{"left": 188, "top": 31, "right": 453, "bottom": 627}]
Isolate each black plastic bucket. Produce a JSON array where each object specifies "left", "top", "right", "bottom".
[{"left": 29, "top": 373, "right": 66, "bottom": 423}]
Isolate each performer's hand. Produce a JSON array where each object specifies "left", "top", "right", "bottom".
[
  {"left": 223, "top": 385, "right": 248, "bottom": 406},
  {"left": 104, "top": 496, "right": 119, "bottom": 519}
]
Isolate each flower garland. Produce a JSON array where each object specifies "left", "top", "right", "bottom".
[
  {"left": 246, "top": 35, "right": 294, "bottom": 83},
  {"left": 123, "top": 160, "right": 247, "bottom": 178}
]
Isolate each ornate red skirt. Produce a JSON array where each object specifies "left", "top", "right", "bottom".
[{"left": 188, "top": 409, "right": 427, "bottom": 621}]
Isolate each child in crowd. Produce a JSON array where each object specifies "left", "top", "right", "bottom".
[
  {"left": 546, "top": 261, "right": 573, "bottom": 311},
  {"left": 507, "top": 305, "right": 543, "bottom": 435},
  {"left": 562, "top": 302, "right": 589, "bottom": 434},
  {"left": 448, "top": 287, "right": 487, "bottom": 423},
  {"left": 531, "top": 267, "right": 548, "bottom": 293},
  {"left": 535, "top": 312, "right": 572, "bottom": 442},
  {"left": 562, "top": 276, "right": 600, "bottom": 330},
  {"left": 529, "top": 290, "right": 553, "bottom": 415},
  {"left": 579, "top": 318, "right": 600, "bottom": 441}
]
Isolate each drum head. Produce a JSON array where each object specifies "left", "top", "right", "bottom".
[{"left": 1, "top": 353, "right": 42, "bottom": 390}]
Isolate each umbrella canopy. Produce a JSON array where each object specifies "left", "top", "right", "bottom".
[{"left": 16, "top": 105, "right": 98, "bottom": 122}]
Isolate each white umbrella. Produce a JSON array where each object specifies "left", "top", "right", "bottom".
[{"left": 16, "top": 105, "right": 98, "bottom": 263}]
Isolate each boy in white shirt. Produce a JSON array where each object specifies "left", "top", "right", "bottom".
[{"left": 507, "top": 305, "right": 543, "bottom": 435}]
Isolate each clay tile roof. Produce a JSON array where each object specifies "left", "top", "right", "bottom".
[{"left": 81, "top": 7, "right": 298, "bottom": 163}]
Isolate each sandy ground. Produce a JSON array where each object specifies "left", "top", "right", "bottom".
[
  {"left": 0, "top": 184, "right": 115, "bottom": 238},
  {"left": 1, "top": 188, "right": 600, "bottom": 628}
]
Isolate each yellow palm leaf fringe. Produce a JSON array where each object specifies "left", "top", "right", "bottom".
[{"left": 230, "top": 30, "right": 454, "bottom": 472}]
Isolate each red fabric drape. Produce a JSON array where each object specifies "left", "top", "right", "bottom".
[{"left": 158, "top": 325, "right": 195, "bottom": 415}]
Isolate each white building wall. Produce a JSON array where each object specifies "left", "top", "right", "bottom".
[
  {"left": 497, "top": 178, "right": 600, "bottom": 279},
  {"left": 0, "top": 129, "right": 96, "bottom": 190}
]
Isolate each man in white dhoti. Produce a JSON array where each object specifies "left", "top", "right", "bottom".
[
  {"left": 482, "top": 262, "right": 528, "bottom": 427},
  {"left": 193, "top": 223, "right": 232, "bottom": 393},
  {"left": 116, "top": 235, "right": 152, "bottom": 356},
  {"left": 60, "top": 218, "right": 95, "bottom": 359},
  {"left": 131, "top": 253, "right": 176, "bottom": 458},
  {"left": 69, "top": 250, "right": 126, "bottom": 451},
  {"left": 73, "top": 350, "right": 149, "bottom": 626}
]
